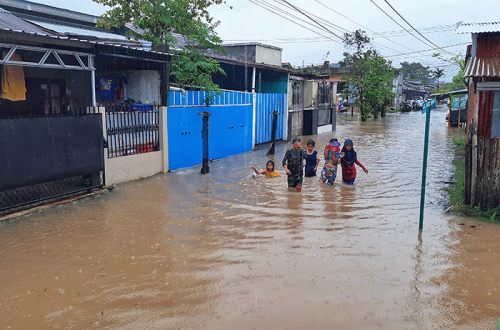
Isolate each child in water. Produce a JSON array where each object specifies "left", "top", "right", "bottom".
[
  {"left": 319, "top": 138, "right": 342, "bottom": 185},
  {"left": 340, "top": 139, "right": 368, "bottom": 184},
  {"left": 251, "top": 160, "right": 281, "bottom": 178},
  {"left": 304, "top": 139, "right": 320, "bottom": 177}
]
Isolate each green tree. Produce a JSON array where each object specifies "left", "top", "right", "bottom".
[
  {"left": 400, "top": 61, "right": 431, "bottom": 83},
  {"left": 93, "top": 0, "right": 226, "bottom": 105},
  {"left": 432, "top": 53, "right": 467, "bottom": 93},
  {"left": 340, "top": 30, "right": 396, "bottom": 121},
  {"left": 302, "top": 65, "right": 319, "bottom": 75}
]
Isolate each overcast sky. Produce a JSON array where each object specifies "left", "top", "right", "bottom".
[{"left": 28, "top": 0, "right": 500, "bottom": 82}]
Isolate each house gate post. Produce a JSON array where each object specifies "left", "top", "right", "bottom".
[{"left": 159, "top": 106, "right": 169, "bottom": 173}]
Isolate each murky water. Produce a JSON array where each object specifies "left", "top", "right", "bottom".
[{"left": 2, "top": 106, "right": 500, "bottom": 329}]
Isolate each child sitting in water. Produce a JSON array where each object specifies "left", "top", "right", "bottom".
[
  {"left": 319, "top": 138, "right": 342, "bottom": 185},
  {"left": 251, "top": 160, "right": 281, "bottom": 178}
]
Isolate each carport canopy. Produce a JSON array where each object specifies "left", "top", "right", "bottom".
[{"left": 0, "top": 41, "right": 94, "bottom": 71}]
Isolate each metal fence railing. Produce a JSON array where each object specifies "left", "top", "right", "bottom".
[{"left": 104, "top": 105, "right": 160, "bottom": 158}]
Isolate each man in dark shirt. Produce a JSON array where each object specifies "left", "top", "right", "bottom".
[{"left": 282, "top": 137, "right": 306, "bottom": 192}]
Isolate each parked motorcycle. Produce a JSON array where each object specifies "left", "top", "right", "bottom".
[{"left": 400, "top": 101, "right": 412, "bottom": 112}]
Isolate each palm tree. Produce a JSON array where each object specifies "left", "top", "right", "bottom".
[{"left": 433, "top": 68, "right": 445, "bottom": 89}]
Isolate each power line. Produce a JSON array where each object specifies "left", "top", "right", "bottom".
[
  {"left": 372, "top": 24, "right": 457, "bottom": 38},
  {"left": 245, "top": 0, "right": 464, "bottom": 66},
  {"left": 251, "top": 0, "right": 345, "bottom": 42},
  {"left": 384, "top": 42, "right": 470, "bottom": 58},
  {"left": 369, "top": 0, "right": 435, "bottom": 49},
  {"left": 247, "top": 0, "right": 343, "bottom": 45},
  {"left": 276, "top": 0, "right": 343, "bottom": 40},
  {"left": 272, "top": 0, "right": 416, "bottom": 59},
  {"left": 314, "top": 0, "right": 415, "bottom": 52},
  {"left": 271, "top": 0, "right": 350, "bottom": 35},
  {"left": 260, "top": 0, "right": 344, "bottom": 35},
  {"left": 382, "top": 0, "right": 454, "bottom": 56},
  {"left": 313, "top": 0, "right": 452, "bottom": 59},
  {"left": 250, "top": 0, "right": 455, "bottom": 61},
  {"left": 223, "top": 24, "right": 460, "bottom": 44},
  {"left": 277, "top": 0, "right": 418, "bottom": 56}
]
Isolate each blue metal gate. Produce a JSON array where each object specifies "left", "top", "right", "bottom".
[
  {"left": 255, "top": 93, "right": 286, "bottom": 144},
  {"left": 168, "top": 90, "right": 253, "bottom": 171}
]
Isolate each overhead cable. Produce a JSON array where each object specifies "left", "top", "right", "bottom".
[
  {"left": 273, "top": 0, "right": 413, "bottom": 58},
  {"left": 247, "top": 0, "right": 343, "bottom": 44},
  {"left": 314, "top": 0, "right": 415, "bottom": 52},
  {"left": 276, "top": 0, "right": 343, "bottom": 40},
  {"left": 369, "top": 0, "right": 435, "bottom": 49},
  {"left": 384, "top": 42, "right": 470, "bottom": 58},
  {"left": 382, "top": 0, "right": 455, "bottom": 55}
]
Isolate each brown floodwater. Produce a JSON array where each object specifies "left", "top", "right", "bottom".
[{"left": 2, "top": 106, "right": 500, "bottom": 329}]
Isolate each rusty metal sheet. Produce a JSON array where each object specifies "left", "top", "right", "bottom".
[{"left": 464, "top": 57, "right": 500, "bottom": 77}]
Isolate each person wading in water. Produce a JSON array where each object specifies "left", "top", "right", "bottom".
[{"left": 282, "top": 137, "right": 307, "bottom": 192}]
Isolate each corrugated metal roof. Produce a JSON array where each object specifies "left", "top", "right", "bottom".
[
  {"left": 30, "top": 20, "right": 129, "bottom": 41},
  {"left": 0, "top": 8, "right": 159, "bottom": 51},
  {"left": 456, "top": 21, "right": 500, "bottom": 34},
  {"left": 464, "top": 57, "right": 500, "bottom": 77},
  {"left": 0, "top": 10, "right": 52, "bottom": 35},
  {"left": 0, "top": 26, "right": 169, "bottom": 58}
]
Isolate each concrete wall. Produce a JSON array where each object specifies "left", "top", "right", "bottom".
[
  {"left": 125, "top": 70, "right": 161, "bottom": 104},
  {"left": 105, "top": 151, "right": 163, "bottom": 185},
  {"left": 303, "top": 80, "right": 318, "bottom": 109},
  {"left": 289, "top": 109, "right": 303, "bottom": 137},
  {"left": 206, "top": 43, "right": 282, "bottom": 66},
  {"left": 255, "top": 45, "right": 282, "bottom": 66},
  {"left": 101, "top": 106, "right": 169, "bottom": 186}
]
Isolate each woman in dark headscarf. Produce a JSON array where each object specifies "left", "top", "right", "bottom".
[{"left": 340, "top": 139, "right": 368, "bottom": 184}]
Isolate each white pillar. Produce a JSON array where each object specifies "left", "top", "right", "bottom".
[
  {"left": 99, "top": 107, "right": 109, "bottom": 186},
  {"left": 283, "top": 73, "right": 290, "bottom": 141},
  {"left": 90, "top": 55, "right": 96, "bottom": 107},
  {"left": 159, "top": 106, "right": 169, "bottom": 173}
]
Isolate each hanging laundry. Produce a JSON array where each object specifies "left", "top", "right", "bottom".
[
  {"left": 96, "top": 76, "right": 127, "bottom": 103},
  {"left": 1, "top": 52, "right": 26, "bottom": 101}
]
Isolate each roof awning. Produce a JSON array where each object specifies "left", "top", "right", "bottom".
[
  {"left": 430, "top": 89, "right": 468, "bottom": 100},
  {"left": 464, "top": 57, "right": 500, "bottom": 77},
  {"left": 455, "top": 21, "right": 500, "bottom": 34}
]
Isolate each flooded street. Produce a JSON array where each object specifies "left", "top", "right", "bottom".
[{"left": 2, "top": 106, "right": 500, "bottom": 329}]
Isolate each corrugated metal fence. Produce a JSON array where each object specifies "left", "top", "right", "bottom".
[{"left": 255, "top": 93, "right": 286, "bottom": 144}]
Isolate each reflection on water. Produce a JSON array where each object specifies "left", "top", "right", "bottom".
[{"left": 2, "top": 107, "right": 500, "bottom": 329}]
